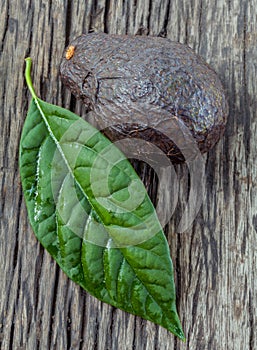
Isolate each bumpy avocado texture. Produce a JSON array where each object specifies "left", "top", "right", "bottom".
[{"left": 60, "top": 33, "right": 228, "bottom": 163}]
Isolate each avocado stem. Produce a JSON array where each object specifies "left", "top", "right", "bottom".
[{"left": 25, "top": 57, "right": 38, "bottom": 100}]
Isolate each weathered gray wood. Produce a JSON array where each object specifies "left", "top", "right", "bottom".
[{"left": 0, "top": 0, "right": 256, "bottom": 349}]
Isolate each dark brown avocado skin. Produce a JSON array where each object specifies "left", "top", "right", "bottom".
[{"left": 60, "top": 33, "right": 228, "bottom": 163}]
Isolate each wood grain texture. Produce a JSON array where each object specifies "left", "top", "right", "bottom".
[{"left": 0, "top": 0, "right": 256, "bottom": 349}]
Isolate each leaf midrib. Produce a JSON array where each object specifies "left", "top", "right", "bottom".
[{"left": 35, "top": 98, "right": 174, "bottom": 327}]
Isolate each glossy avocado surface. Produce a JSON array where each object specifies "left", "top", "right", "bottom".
[{"left": 60, "top": 33, "right": 228, "bottom": 162}]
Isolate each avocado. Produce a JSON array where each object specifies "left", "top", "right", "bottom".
[{"left": 60, "top": 33, "right": 228, "bottom": 163}]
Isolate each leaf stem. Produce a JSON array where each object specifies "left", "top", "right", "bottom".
[{"left": 25, "top": 57, "right": 38, "bottom": 100}]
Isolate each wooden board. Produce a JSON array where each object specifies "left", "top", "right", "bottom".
[{"left": 0, "top": 0, "right": 256, "bottom": 349}]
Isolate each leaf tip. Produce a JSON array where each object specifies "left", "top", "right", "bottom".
[
  {"left": 180, "top": 334, "right": 186, "bottom": 343},
  {"left": 175, "top": 327, "right": 186, "bottom": 342}
]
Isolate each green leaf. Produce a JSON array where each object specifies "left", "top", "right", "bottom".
[{"left": 19, "top": 58, "right": 185, "bottom": 340}]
